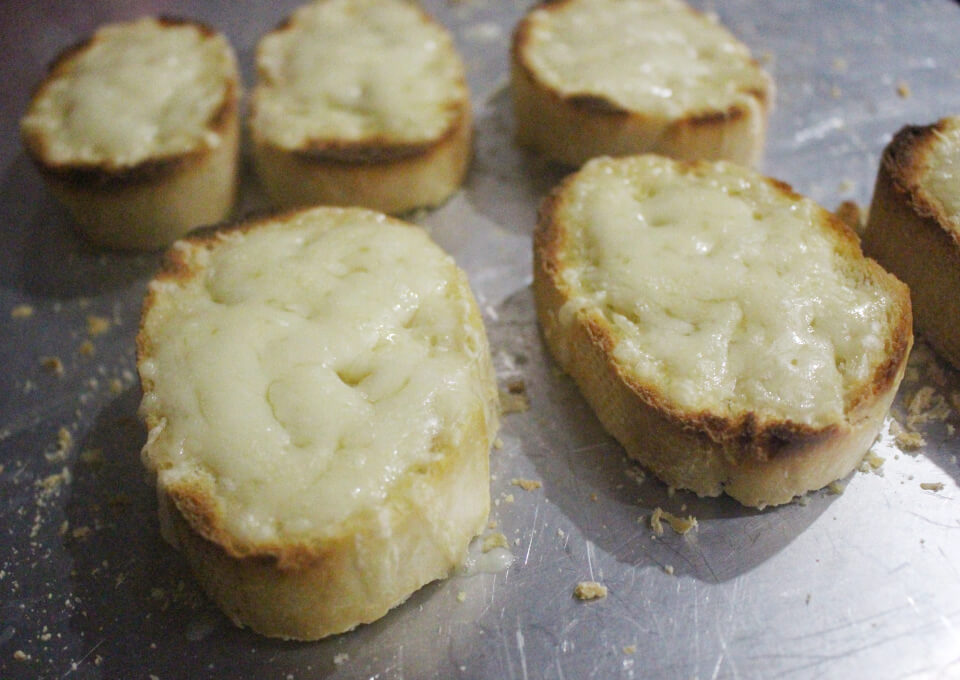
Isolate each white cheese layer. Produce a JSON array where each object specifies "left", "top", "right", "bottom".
[
  {"left": 521, "top": 0, "right": 769, "bottom": 118},
  {"left": 253, "top": 0, "right": 466, "bottom": 149},
  {"left": 140, "top": 208, "right": 494, "bottom": 545},
  {"left": 21, "top": 18, "right": 235, "bottom": 167},
  {"left": 557, "top": 156, "right": 892, "bottom": 427},
  {"left": 922, "top": 117, "right": 960, "bottom": 235}
]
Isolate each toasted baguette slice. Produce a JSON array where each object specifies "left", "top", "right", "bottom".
[
  {"left": 20, "top": 17, "right": 240, "bottom": 250},
  {"left": 862, "top": 116, "right": 960, "bottom": 370},
  {"left": 250, "top": 0, "right": 472, "bottom": 215},
  {"left": 534, "top": 155, "right": 912, "bottom": 507},
  {"left": 511, "top": 0, "right": 772, "bottom": 168},
  {"left": 137, "top": 206, "right": 499, "bottom": 639}
]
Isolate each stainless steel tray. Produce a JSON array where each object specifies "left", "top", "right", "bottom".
[{"left": 2, "top": 1, "right": 960, "bottom": 678}]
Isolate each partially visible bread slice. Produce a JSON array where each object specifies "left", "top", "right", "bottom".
[
  {"left": 862, "top": 116, "right": 960, "bottom": 370},
  {"left": 250, "top": 0, "right": 472, "bottom": 215},
  {"left": 137, "top": 206, "right": 499, "bottom": 639},
  {"left": 511, "top": 0, "right": 773, "bottom": 168},
  {"left": 534, "top": 155, "right": 912, "bottom": 507},
  {"left": 20, "top": 17, "right": 240, "bottom": 250}
]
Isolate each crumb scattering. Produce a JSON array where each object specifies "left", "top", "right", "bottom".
[
  {"left": 40, "top": 356, "right": 65, "bottom": 377},
  {"left": 499, "top": 389, "right": 529, "bottom": 414},
  {"left": 86, "top": 315, "right": 111, "bottom": 337},
  {"left": 482, "top": 532, "right": 509, "bottom": 552},
  {"left": 574, "top": 581, "right": 607, "bottom": 600},
  {"left": 920, "top": 482, "right": 945, "bottom": 492},
  {"left": 649, "top": 507, "right": 698, "bottom": 536},
  {"left": 511, "top": 478, "right": 542, "bottom": 491}
]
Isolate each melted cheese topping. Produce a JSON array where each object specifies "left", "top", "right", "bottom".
[
  {"left": 252, "top": 0, "right": 466, "bottom": 149},
  {"left": 557, "top": 156, "right": 892, "bottom": 426},
  {"left": 521, "top": 0, "right": 769, "bottom": 117},
  {"left": 21, "top": 18, "right": 235, "bottom": 167},
  {"left": 139, "top": 208, "right": 494, "bottom": 545},
  {"left": 921, "top": 118, "right": 960, "bottom": 236}
]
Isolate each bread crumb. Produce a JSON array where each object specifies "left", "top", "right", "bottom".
[
  {"left": 499, "top": 389, "right": 529, "bottom": 414},
  {"left": 71, "top": 526, "right": 91, "bottom": 539},
  {"left": 40, "top": 356, "right": 65, "bottom": 377},
  {"left": 502, "top": 493, "right": 514, "bottom": 504},
  {"left": 649, "top": 507, "right": 698, "bottom": 536},
  {"left": 11, "top": 304, "right": 34, "bottom": 319},
  {"left": 895, "top": 428, "right": 926, "bottom": 452},
  {"left": 38, "top": 467, "right": 71, "bottom": 491},
  {"left": 906, "top": 386, "right": 951, "bottom": 429},
  {"left": 482, "top": 532, "right": 509, "bottom": 552},
  {"left": 487, "top": 519, "right": 498, "bottom": 529},
  {"left": 456, "top": 591, "right": 466, "bottom": 602},
  {"left": 333, "top": 653, "right": 349, "bottom": 665},
  {"left": 109, "top": 378, "right": 124, "bottom": 395},
  {"left": 511, "top": 478, "right": 542, "bottom": 491},
  {"left": 663, "top": 564, "right": 675, "bottom": 575},
  {"left": 557, "top": 528, "right": 566, "bottom": 538},
  {"left": 832, "top": 57, "right": 848, "bottom": 72},
  {"left": 623, "top": 645, "right": 636, "bottom": 655},
  {"left": 86, "top": 315, "right": 111, "bottom": 336},
  {"left": 828, "top": 480, "right": 846, "bottom": 495},
  {"left": 860, "top": 450, "right": 885, "bottom": 474},
  {"left": 896, "top": 80, "right": 911, "bottom": 98},
  {"left": 830, "top": 85, "right": 842, "bottom": 99},
  {"left": 574, "top": 581, "right": 607, "bottom": 600},
  {"left": 493, "top": 438, "right": 503, "bottom": 450},
  {"left": 920, "top": 482, "right": 945, "bottom": 492},
  {"left": 78, "top": 340, "right": 95, "bottom": 358},
  {"left": 80, "top": 448, "right": 104, "bottom": 467},
  {"left": 589, "top": 492, "right": 598, "bottom": 502},
  {"left": 14, "top": 650, "right": 29, "bottom": 661}
]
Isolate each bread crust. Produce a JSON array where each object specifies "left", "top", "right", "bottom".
[
  {"left": 511, "top": 0, "right": 772, "bottom": 168},
  {"left": 137, "top": 208, "right": 498, "bottom": 639},
  {"left": 534, "top": 158, "right": 912, "bottom": 507},
  {"left": 251, "top": 99, "right": 472, "bottom": 215},
  {"left": 249, "top": 1, "right": 472, "bottom": 215},
  {"left": 862, "top": 118, "right": 960, "bottom": 370},
  {"left": 20, "top": 18, "right": 240, "bottom": 251}
]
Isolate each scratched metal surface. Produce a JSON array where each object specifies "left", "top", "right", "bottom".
[{"left": 2, "top": 1, "right": 960, "bottom": 678}]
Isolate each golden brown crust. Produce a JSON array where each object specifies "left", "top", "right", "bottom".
[
  {"left": 534, "top": 159, "right": 912, "bottom": 507},
  {"left": 863, "top": 118, "right": 960, "bottom": 370},
  {"left": 510, "top": 0, "right": 772, "bottom": 167}
]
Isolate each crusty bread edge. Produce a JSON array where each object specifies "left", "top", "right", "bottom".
[
  {"left": 533, "top": 159, "right": 912, "bottom": 507},
  {"left": 137, "top": 208, "right": 499, "bottom": 638},
  {"left": 510, "top": 0, "right": 772, "bottom": 168},
  {"left": 20, "top": 18, "right": 240, "bottom": 251},
  {"left": 863, "top": 118, "right": 960, "bottom": 370},
  {"left": 251, "top": 98, "right": 472, "bottom": 215}
]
